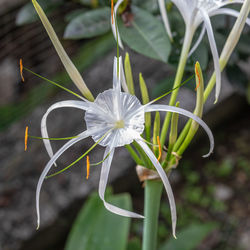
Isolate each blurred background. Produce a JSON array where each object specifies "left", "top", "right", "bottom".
[{"left": 0, "top": 0, "right": 250, "bottom": 250}]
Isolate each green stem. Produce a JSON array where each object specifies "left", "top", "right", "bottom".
[
  {"left": 142, "top": 180, "right": 163, "bottom": 250},
  {"left": 160, "top": 28, "right": 194, "bottom": 146}
]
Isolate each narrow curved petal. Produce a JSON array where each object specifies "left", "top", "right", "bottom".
[
  {"left": 111, "top": 0, "right": 124, "bottom": 49},
  {"left": 188, "top": 24, "right": 206, "bottom": 57},
  {"left": 32, "top": 0, "right": 94, "bottom": 100},
  {"left": 200, "top": 8, "right": 221, "bottom": 102},
  {"left": 99, "top": 132, "right": 144, "bottom": 218},
  {"left": 119, "top": 57, "right": 129, "bottom": 93},
  {"left": 36, "top": 128, "right": 98, "bottom": 229},
  {"left": 136, "top": 139, "right": 177, "bottom": 238},
  {"left": 144, "top": 104, "right": 214, "bottom": 157},
  {"left": 211, "top": 8, "right": 250, "bottom": 26},
  {"left": 41, "top": 101, "right": 90, "bottom": 162},
  {"left": 158, "top": 0, "right": 173, "bottom": 41}
]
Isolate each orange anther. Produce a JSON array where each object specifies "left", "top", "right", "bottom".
[
  {"left": 24, "top": 126, "right": 28, "bottom": 151},
  {"left": 20, "top": 59, "right": 25, "bottom": 82},
  {"left": 86, "top": 155, "right": 90, "bottom": 179},
  {"left": 111, "top": 0, "right": 114, "bottom": 24},
  {"left": 157, "top": 136, "right": 162, "bottom": 162},
  {"left": 195, "top": 62, "right": 200, "bottom": 91}
]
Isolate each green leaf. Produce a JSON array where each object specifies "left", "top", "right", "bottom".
[
  {"left": 64, "top": 8, "right": 111, "bottom": 39},
  {"left": 158, "top": 223, "right": 217, "bottom": 250},
  {"left": 118, "top": 6, "right": 171, "bottom": 63},
  {"left": 65, "top": 191, "right": 132, "bottom": 250},
  {"left": 16, "top": 0, "right": 62, "bottom": 26},
  {"left": 65, "top": 9, "right": 87, "bottom": 23}
]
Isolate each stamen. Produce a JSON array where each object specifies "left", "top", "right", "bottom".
[
  {"left": 28, "top": 135, "right": 78, "bottom": 140},
  {"left": 157, "top": 136, "right": 162, "bottom": 161},
  {"left": 24, "top": 126, "right": 28, "bottom": 151},
  {"left": 195, "top": 62, "right": 201, "bottom": 91},
  {"left": 111, "top": 0, "right": 114, "bottom": 24},
  {"left": 86, "top": 155, "right": 90, "bottom": 179},
  {"left": 20, "top": 59, "right": 24, "bottom": 82}
]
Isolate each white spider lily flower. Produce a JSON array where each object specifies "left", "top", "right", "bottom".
[
  {"left": 36, "top": 56, "right": 214, "bottom": 237},
  {"left": 159, "top": 0, "right": 248, "bottom": 102},
  {"left": 33, "top": 0, "right": 214, "bottom": 238}
]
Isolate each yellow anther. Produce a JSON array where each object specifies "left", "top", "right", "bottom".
[
  {"left": 86, "top": 155, "right": 90, "bottom": 180},
  {"left": 20, "top": 59, "right": 24, "bottom": 82},
  {"left": 195, "top": 62, "right": 201, "bottom": 91},
  {"left": 24, "top": 126, "right": 28, "bottom": 151},
  {"left": 157, "top": 136, "right": 162, "bottom": 162},
  {"left": 111, "top": 0, "right": 114, "bottom": 24}
]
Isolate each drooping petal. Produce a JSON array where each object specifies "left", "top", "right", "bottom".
[
  {"left": 36, "top": 128, "right": 99, "bottom": 229},
  {"left": 136, "top": 139, "right": 177, "bottom": 238},
  {"left": 41, "top": 101, "right": 90, "bottom": 162},
  {"left": 210, "top": 8, "right": 250, "bottom": 26},
  {"left": 111, "top": 0, "right": 124, "bottom": 49},
  {"left": 188, "top": 24, "right": 206, "bottom": 57},
  {"left": 158, "top": 0, "right": 173, "bottom": 41},
  {"left": 32, "top": 0, "right": 94, "bottom": 101},
  {"left": 199, "top": 8, "right": 221, "bottom": 103},
  {"left": 144, "top": 104, "right": 214, "bottom": 157},
  {"left": 119, "top": 57, "right": 129, "bottom": 93},
  {"left": 99, "top": 132, "right": 144, "bottom": 218}
]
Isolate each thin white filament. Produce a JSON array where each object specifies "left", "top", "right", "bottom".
[
  {"left": 144, "top": 104, "right": 214, "bottom": 157},
  {"left": 158, "top": 0, "right": 173, "bottom": 41},
  {"left": 136, "top": 139, "right": 177, "bottom": 238},
  {"left": 36, "top": 128, "right": 99, "bottom": 229},
  {"left": 111, "top": 0, "right": 124, "bottom": 49},
  {"left": 211, "top": 8, "right": 250, "bottom": 26},
  {"left": 41, "top": 101, "right": 90, "bottom": 162},
  {"left": 188, "top": 24, "right": 205, "bottom": 57},
  {"left": 99, "top": 131, "right": 144, "bottom": 218},
  {"left": 200, "top": 8, "right": 221, "bottom": 102}
]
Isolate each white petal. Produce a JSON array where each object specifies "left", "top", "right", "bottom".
[
  {"left": 111, "top": 0, "right": 124, "bottom": 49},
  {"left": 144, "top": 104, "right": 214, "bottom": 157},
  {"left": 41, "top": 101, "right": 90, "bottom": 162},
  {"left": 211, "top": 8, "right": 250, "bottom": 26},
  {"left": 200, "top": 8, "right": 221, "bottom": 102},
  {"left": 119, "top": 57, "right": 129, "bottom": 93},
  {"left": 136, "top": 139, "right": 177, "bottom": 238},
  {"left": 36, "top": 128, "right": 97, "bottom": 229},
  {"left": 99, "top": 131, "right": 144, "bottom": 218},
  {"left": 188, "top": 24, "right": 206, "bottom": 57},
  {"left": 158, "top": 0, "right": 173, "bottom": 41}
]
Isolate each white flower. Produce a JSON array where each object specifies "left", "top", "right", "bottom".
[
  {"left": 36, "top": 56, "right": 214, "bottom": 237},
  {"left": 33, "top": 0, "right": 214, "bottom": 237},
  {"left": 159, "top": 0, "right": 250, "bottom": 102}
]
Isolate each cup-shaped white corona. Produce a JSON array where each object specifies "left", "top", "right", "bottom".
[{"left": 85, "top": 89, "right": 145, "bottom": 147}]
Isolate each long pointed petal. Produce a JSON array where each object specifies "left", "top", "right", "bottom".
[
  {"left": 211, "top": 8, "right": 250, "bottom": 26},
  {"left": 144, "top": 104, "right": 214, "bottom": 157},
  {"left": 120, "top": 57, "right": 129, "bottom": 92},
  {"left": 111, "top": 0, "right": 124, "bottom": 49},
  {"left": 158, "top": 0, "right": 173, "bottom": 41},
  {"left": 41, "top": 101, "right": 90, "bottom": 162},
  {"left": 99, "top": 132, "right": 144, "bottom": 218},
  {"left": 188, "top": 24, "right": 206, "bottom": 57},
  {"left": 32, "top": 0, "right": 94, "bottom": 101},
  {"left": 200, "top": 8, "right": 221, "bottom": 103},
  {"left": 136, "top": 139, "right": 177, "bottom": 238},
  {"left": 36, "top": 128, "right": 98, "bottom": 229}
]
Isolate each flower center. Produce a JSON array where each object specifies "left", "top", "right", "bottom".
[
  {"left": 115, "top": 120, "right": 125, "bottom": 129},
  {"left": 85, "top": 89, "right": 145, "bottom": 147}
]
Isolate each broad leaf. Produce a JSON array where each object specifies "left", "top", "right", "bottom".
[
  {"left": 64, "top": 8, "right": 111, "bottom": 39},
  {"left": 158, "top": 223, "right": 217, "bottom": 250},
  {"left": 118, "top": 6, "right": 171, "bottom": 63},
  {"left": 65, "top": 191, "right": 132, "bottom": 250}
]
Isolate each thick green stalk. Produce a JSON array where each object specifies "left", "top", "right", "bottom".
[
  {"left": 160, "top": 28, "right": 194, "bottom": 145},
  {"left": 142, "top": 180, "right": 163, "bottom": 250}
]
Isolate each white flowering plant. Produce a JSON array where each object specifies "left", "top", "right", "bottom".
[{"left": 20, "top": 0, "right": 250, "bottom": 249}]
